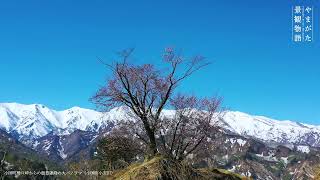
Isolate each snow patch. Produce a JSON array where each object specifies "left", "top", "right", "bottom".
[
  {"left": 58, "top": 138, "right": 68, "bottom": 159},
  {"left": 236, "top": 139, "right": 246, "bottom": 146},
  {"left": 296, "top": 145, "right": 310, "bottom": 153},
  {"left": 43, "top": 141, "right": 52, "bottom": 152},
  {"left": 255, "top": 151, "right": 278, "bottom": 162},
  {"left": 33, "top": 141, "right": 40, "bottom": 148},
  {"left": 280, "top": 157, "right": 288, "bottom": 165}
]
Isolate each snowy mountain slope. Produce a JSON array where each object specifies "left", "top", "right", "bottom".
[
  {"left": 0, "top": 103, "right": 111, "bottom": 139},
  {"left": 218, "top": 111, "right": 320, "bottom": 147},
  {"left": 1, "top": 102, "right": 320, "bottom": 148}
]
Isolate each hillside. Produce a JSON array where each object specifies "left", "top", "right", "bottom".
[
  {"left": 109, "top": 156, "right": 248, "bottom": 180},
  {"left": 0, "top": 129, "right": 61, "bottom": 179}
]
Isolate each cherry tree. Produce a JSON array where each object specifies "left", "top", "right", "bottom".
[{"left": 91, "top": 48, "right": 222, "bottom": 159}]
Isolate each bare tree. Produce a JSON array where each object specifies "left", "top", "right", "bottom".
[
  {"left": 96, "top": 132, "right": 142, "bottom": 170},
  {"left": 91, "top": 48, "right": 218, "bottom": 158},
  {"left": 159, "top": 94, "right": 222, "bottom": 160}
]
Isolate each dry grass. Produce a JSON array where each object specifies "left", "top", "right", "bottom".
[{"left": 107, "top": 155, "right": 251, "bottom": 180}]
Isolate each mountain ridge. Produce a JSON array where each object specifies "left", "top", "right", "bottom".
[
  {"left": 1, "top": 102, "right": 320, "bottom": 148},
  {"left": 1, "top": 102, "right": 320, "bottom": 179}
]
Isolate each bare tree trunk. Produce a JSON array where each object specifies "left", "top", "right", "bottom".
[
  {"left": 142, "top": 117, "right": 158, "bottom": 156},
  {"left": 148, "top": 131, "right": 157, "bottom": 156}
]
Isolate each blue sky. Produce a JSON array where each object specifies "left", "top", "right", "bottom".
[{"left": 0, "top": 0, "right": 319, "bottom": 124}]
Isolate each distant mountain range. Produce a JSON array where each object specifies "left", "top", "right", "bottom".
[
  {"left": 1, "top": 102, "right": 320, "bottom": 179},
  {"left": 1, "top": 102, "right": 320, "bottom": 149}
]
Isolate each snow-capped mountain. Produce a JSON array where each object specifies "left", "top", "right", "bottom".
[
  {"left": 2, "top": 102, "right": 320, "bottom": 179},
  {"left": 0, "top": 103, "right": 125, "bottom": 139},
  {"left": 218, "top": 111, "right": 320, "bottom": 147},
  {"left": 1, "top": 102, "right": 320, "bottom": 149}
]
